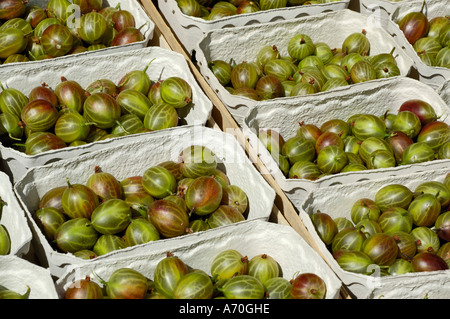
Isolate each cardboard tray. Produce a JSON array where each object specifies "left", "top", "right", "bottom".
[
  {"left": 438, "top": 79, "right": 450, "bottom": 106},
  {"left": 14, "top": 126, "right": 276, "bottom": 278},
  {"left": 54, "top": 219, "right": 342, "bottom": 299},
  {"left": 0, "top": 171, "right": 32, "bottom": 258},
  {"left": 382, "top": 1, "right": 450, "bottom": 90},
  {"left": 157, "top": 0, "right": 350, "bottom": 55},
  {"left": 0, "top": 255, "right": 58, "bottom": 299},
  {"left": 0, "top": 46, "right": 213, "bottom": 183},
  {"left": 242, "top": 76, "right": 450, "bottom": 208},
  {"left": 195, "top": 9, "right": 415, "bottom": 126},
  {"left": 138, "top": 0, "right": 327, "bottom": 260},
  {"left": 298, "top": 166, "right": 450, "bottom": 299},
  {"left": 358, "top": 0, "right": 447, "bottom": 30},
  {"left": 0, "top": 0, "right": 155, "bottom": 68}
]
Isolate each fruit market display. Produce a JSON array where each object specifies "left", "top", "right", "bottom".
[
  {"left": 258, "top": 99, "right": 449, "bottom": 179},
  {"left": 0, "top": 63, "right": 194, "bottom": 155},
  {"left": 208, "top": 30, "right": 401, "bottom": 101},
  {"left": 310, "top": 174, "right": 450, "bottom": 276},
  {"left": 175, "top": 0, "right": 344, "bottom": 21},
  {"left": 33, "top": 145, "right": 250, "bottom": 258},
  {"left": 396, "top": 3, "right": 449, "bottom": 68},
  {"left": 0, "top": 197, "right": 11, "bottom": 255},
  {"left": 1, "top": 0, "right": 449, "bottom": 301},
  {"left": 64, "top": 249, "right": 327, "bottom": 299},
  {"left": 0, "top": 0, "right": 145, "bottom": 63}
]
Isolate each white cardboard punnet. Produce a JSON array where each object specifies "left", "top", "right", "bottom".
[
  {"left": 382, "top": 1, "right": 450, "bottom": 90},
  {"left": 0, "top": 46, "right": 213, "bottom": 183},
  {"left": 0, "top": 171, "right": 32, "bottom": 258},
  {"left": 54, "top": 219, "right": 342, "bottom": 299},
  {"left": 14, "top": 126, "right": 276, "bottom": 278},
  {"left": 359, "top": 0, "right": 446, "bottom": 30},
  {"left": 158, "top": 0, "right": 350, "bottom": 55},
  {"left": 0, "top": 255, "right": 58, "bottom": 299},
  {"left": 438, "top": 79, "right": 450, "bottom": 106},
  {"left": 196, "top": 9, "right": 415, "bottom": 126},
  {"left": 243, "top": 76, "right": 450, "bottom": 208},
  {"left": 0, "top": 0, "right": 155, "bottom": 69},
  {"left": 298, "top": 167, "right": 450, "bottom": 299}
]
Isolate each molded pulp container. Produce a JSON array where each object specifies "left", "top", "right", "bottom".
[
  {"left": 0, "top": 46, "right": 213, "bottom": 183},
  {"left": 298, "top": 167, "right": 450, "bottom": 299},
  {"left": 0, "top": 171, "right": 32, "bottom": 258},
  {"left": 55, "top": 219, "right": 342, "bottom": 299},
  {"left": 196, "top": 9, "right": 414, "bottom": 126},
  {"left": 382, "top": 1, "right": 450, "bottom": 90},
  {"left": 14, "top": 126, "right": 276, "bottom": 278},
  {"left": 438, "top": 80, "right": 450, "bottom": 105},
  {"left": 243, "top": 76, "right": 450, "bottom": 208},
  {"left": 157, "top": 0, "right": 350, "bottom": 55},
  {"left": 359, "top": 0, "right": 446, "bottom": 30},
  {"left": 0, "top": 255, "right": 58, "bottom": 299},
  {"left": 0, "top": 0, "right": 155, "bottom": 69}
]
